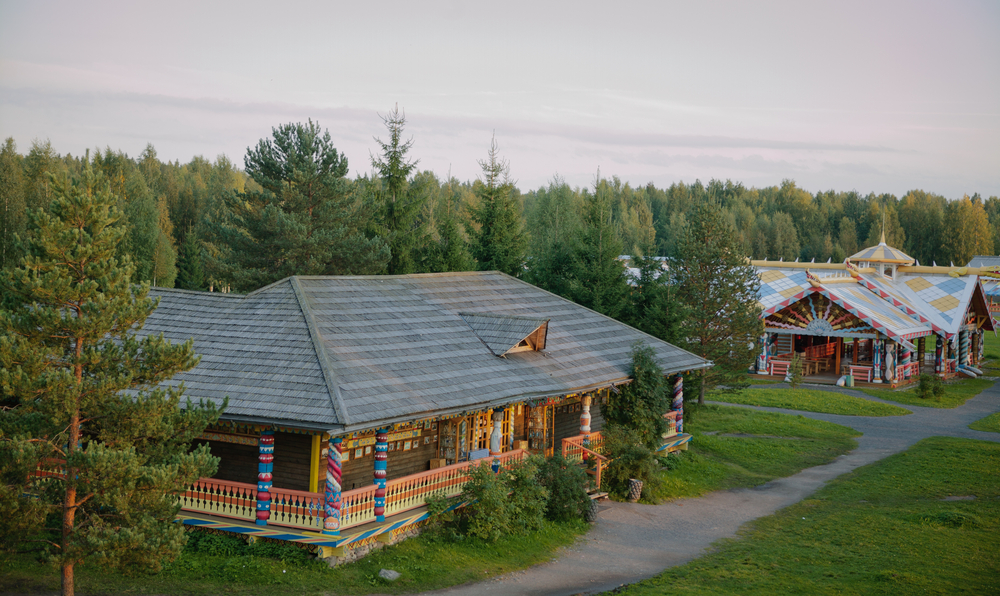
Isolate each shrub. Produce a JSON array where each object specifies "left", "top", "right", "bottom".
[
  {"left": 604, "top": 342, "right": 671, "bottom": 450},
  {"left": 600, "top": 426, "right": 664, "bottom": 502},
  {"left": 916, "top": 374, "right": 945, "bottom": 402},
  {"left": 537, "top": 455, "right": 590, "bottom": 522},
  {"left": 184, "top": 530, "right": 248, "bottom": 557},
  {"left": 458, "top": 457, "right": 549, "bottom": 542},
  {"left": 789, "top": 353, "right": 804, "bottom": 388}
]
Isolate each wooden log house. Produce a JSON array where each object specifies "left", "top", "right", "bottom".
[
  {"left": 137, "top": 271, "right": 710, "bottom": 556},
  {"left": 752, "top": 235, "right": 995, "bottom": 386}
]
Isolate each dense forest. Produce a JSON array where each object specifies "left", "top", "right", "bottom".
[{"left": 2, "top": 117, "right": 997, "bottom": 302}]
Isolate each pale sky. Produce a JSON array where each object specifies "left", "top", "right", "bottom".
[{"left": 1, "top": 0, "right": 998, "bottom": 198}]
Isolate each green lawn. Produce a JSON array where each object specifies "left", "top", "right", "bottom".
[
  {"left": 709, "top": 387, "right": 910, "bottom": 416},
  {"left": 651, "top": 405, "right": 860, "bottom": 501},
  {"left": 0, "top": 519, "right": 588, "bottom": 596},
  {"left": 859, "top": 377, "right": 993, "bottom": 409},
  {"left": 969, "top": 412, "right": 1000, "bottom": 433},
  {"left": 616, "top": 436, "right": 1000, "bottom": 596}
]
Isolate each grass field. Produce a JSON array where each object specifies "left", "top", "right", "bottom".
[
  {"left": 617, "top": 436, "right": 1000, "bottom": 596},
  {"left": 969, "top": 411, "right": 1000, "bottom": 433},
  {"left": 652, "top": 405, "right": 860, "bottom": 501},
  {"left": 709, "top": 387, "right": 910, "bottom": 416},
  {"left": 859, "top": 377, "right": 993, "bottom": 409},
  {"left": 0, "top": 519, "right": 588, "bottom": 595}
]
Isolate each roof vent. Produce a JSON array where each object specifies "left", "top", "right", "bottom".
[{"left": 459, "top": 313, "right": 549, "bottom": 357}]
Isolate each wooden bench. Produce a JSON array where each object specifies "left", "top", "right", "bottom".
[
  {"left": 846, "top": 365, "right": 873, "bottom": 382},
  {"left": 770, "top": 360, "right": 791, "bottom": 377}
]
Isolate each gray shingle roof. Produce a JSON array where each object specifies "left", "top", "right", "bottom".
[{"left": 143, "top": 272, "right": 710, "bottom": 432}]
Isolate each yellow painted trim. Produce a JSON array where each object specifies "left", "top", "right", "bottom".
[{"left": 309, "top": 434, "right": 322, "bottom": 493}]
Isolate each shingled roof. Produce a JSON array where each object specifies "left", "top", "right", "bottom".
[{"left": 141, "top": 272, "right": 711, "bottom": 433}]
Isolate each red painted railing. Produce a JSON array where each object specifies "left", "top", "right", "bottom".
[{"left": 561, "top": 432, "right": 607, "bottom": 490}]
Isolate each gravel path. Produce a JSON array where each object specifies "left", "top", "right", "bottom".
[{"left": 425, "top": 380, "right": 1000, "bottom": 596}]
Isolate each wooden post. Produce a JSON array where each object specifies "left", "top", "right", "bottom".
[
  {"left": 872, "top": 336, "right": 882, "bottom": 383},
  {"left": 255, "top": 429, "right": 274, "bottom": 526},
  {"left": 853, "top": 338, "right": 859, "bottom": 364},
  {"left": 374, "top": 428, "right": 388, "bottom": 522},
  {"left": 935, "top": 335, "right": 944, "bottom": 377},
  {"left": 323, "top": 437, "right": 342, "bottom": 535},
  {"left": 918, "top": 337, "right": 926, "bottom": 373},
  {"left": 835, "top": 337, "right": 842, "bottom": 377},
  {"left": 580, "top": 394, "right": 592, "bottom": 436},
  {"left": 308, "top": 434, "right": 322, "bottom": 493}
]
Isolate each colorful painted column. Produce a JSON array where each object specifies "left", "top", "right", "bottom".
[
  {"left": 322, "top": 437, "right": 342, "bottom": 535},
  {"left": 756, "top": 333, "right": 770, "bottom": 373},
  {"left": 489, "top": 410, "right": 504, "bottom": 456},
  {"left": 255, "top": 429, "right": 275, "bottom": 526},
  {"left": 959, "top": 330, "right": 970, "bottom": 367},
  {"left": 872, "top": 337, "right": 882, "bottom": 383},
  {"left": 935, "top": 335, "right": 944, "bottom": 376},
  {"left": 979, "top": 330, "right": 985, "bottom": 363},
  {"left": 580, "top": 394, "right": 592, "bottom": 436},
  {"left": 374, "top": 428, "right": 388, "bottom": 522},
  {"left": 671, "top": 374, "right": 684, "bottom": 434},
  {"left": 901, "top": 344, "right": 912, "bottom": 379},
  {"left": 884, "top": 341, "right": 896, "bottom": 384}
]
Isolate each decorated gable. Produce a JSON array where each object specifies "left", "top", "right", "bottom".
[{"left": 765, "top": 292, "right": 873, "bottom": 336}]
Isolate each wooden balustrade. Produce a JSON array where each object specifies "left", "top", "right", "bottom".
[
  {"left": 561, "top": 433, "right": 607, "bottom": 490},
  {"left": 179, "top": 448, "right": 530, "bottom": 531}
]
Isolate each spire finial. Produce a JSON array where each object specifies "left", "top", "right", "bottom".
[{"left": 880, "top": 209, "right": 886, "bottom": 245}]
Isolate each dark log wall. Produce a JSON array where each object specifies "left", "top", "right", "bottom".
[
  {"left": 553, "top": 400, "right": 606, "bottom": 445},
  {"left": 197, "top": 431, "right": 313, "bottom": 492},
  {"left": 340, "top": 428, "right": 440, "bottom": 491}
]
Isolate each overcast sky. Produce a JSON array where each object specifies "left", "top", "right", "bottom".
[{"left": 1, "top": 0, "right": 997, "bottom": 198}]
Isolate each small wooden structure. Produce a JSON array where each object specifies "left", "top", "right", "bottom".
[
  {"left": 135, "top": 272, "right": 709, "bottom": 556},
  {"left": 752, "top": 236, "right": 995, "bottom": 386}
]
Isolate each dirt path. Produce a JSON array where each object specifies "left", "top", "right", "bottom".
[{"left": 425, "top": 381, "right": 1000, "bottom": 596}]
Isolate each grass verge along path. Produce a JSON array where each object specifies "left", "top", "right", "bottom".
[
  {"left": 0, "top": 519, "right": 588, "bottom": 596},
  {"left": 652, "top": 405, "right": 860, "bottom": 501},
  {"left": 710, "top": 387, "right": 910, "bottom": 416},
  {"left": 970, "top": 412, "right": 1000, "bottom": 433},
  {"left": 859, "top": 377, "right": 993, "bottom": 409},
  {"left": 616, "top": 436, "right": 1000, "bottom": 596}
]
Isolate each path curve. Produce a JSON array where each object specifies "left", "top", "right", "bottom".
[{"left": 425, "top": 381, "right": 1000, "bottom": 596}]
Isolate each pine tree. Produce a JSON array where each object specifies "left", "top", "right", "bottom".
[
  {"left": 202, "top": 120, "right": 389, "bottom": 291},
  {"left": 469, "top": 136, "right": 527, "bottom": 277},
  {"left": 0, "top": 138, "right": 26, "bottom": 270},
  {"left": 0, "top": 164, "right": 223, "bottom": 596},
  {"left": 368, "top": 105, "right": 427, "bottom": 274},
  {"left": 673, "top": 203, "right": 763, "bottom": 403}
]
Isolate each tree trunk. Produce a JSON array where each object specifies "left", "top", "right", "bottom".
[
  {"left": 61, "top": 410, "right": 78, "bottom": 596},
  {"left": 698, "top": 370, "right": 705, "bottom": 405}
]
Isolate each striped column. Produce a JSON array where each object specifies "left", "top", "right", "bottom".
[
  {"left": 979, "top": 330, "right": 985, "bottom": 363},
  {"left": 255, "top": 430, "right": 275, "bottom": 526},
  {"left": 935, "top": 335, "right": 944, "bottom": 376},
  {"left": 671, "top": 374, "right": 684, "bottom": 434},
  {"left": 884, "top": 341, "right": 896, "bottom": 383},
  {"left": 322, "top": 437, "right": 342, "bottom": 535},
  {"left": 872, "top": 339, "right": 882, "bottom": 383},
  {"left": 374, "top": 429, "right": 388, "bottom": 522},
  {"left": 901, "top": 344, "right": 912, "bottom": 379}
]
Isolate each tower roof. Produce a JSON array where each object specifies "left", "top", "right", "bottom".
[{"left": 848, "top": 232, "right": 914, "bottom": 265}]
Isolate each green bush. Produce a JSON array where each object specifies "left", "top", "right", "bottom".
[
  {"left": 604, "top": 343, "right": 671, "bottom": 450},
  {"left": 184, "top": 530, "right": 248, "bottom": 557},
  {"left": 536, "top": 455, "right": 590, "bottom": 522},
  {"left": 458, "top": 457, "right": 549, "bottom": 542},
  {"left": 600, "top": 427, "right": 663, "bottom": 502},
  {"left": 789, "top": 353, "right": 804, "bottom": 388},
  {"left": 916, "top": 374, "right": 945, "bottom": 401}
]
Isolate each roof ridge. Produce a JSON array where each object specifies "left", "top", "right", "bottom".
[{"left": 289, "top": 277, "right": 350, "bottom": 429}]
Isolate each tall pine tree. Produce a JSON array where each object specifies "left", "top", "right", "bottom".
[
  {"left": 0, "top": 164, "right": 223, "bottom": 596},
  {"left": 673, "top": 203, "right": 762, "bottom": 403}
]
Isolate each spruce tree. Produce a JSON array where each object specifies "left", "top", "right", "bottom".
[
  {"left": 604, "top": 342, "right": 671, "bottom": 450},
  {"left": 368, "top": 105, "right": 427, "bottom": 274},
  {"left": 566, "top": 175, "right": 630, "bottom": 319},
  {"left": 469, "top": 136, "right": 527, "bottom": 277},
  {"left": 175, "top": 230, "right": 206, "bottom": 291},
  {"left": 673, "top": 203, "right": 763, "bottom": 403},
  {"left": 0, "top": 165, "right": 223, "bottom": 596},
  {"left": 0, "top": 137, "right": 26, "bottom": 270}
]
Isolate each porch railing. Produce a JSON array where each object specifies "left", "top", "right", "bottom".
[
  {"left": 561, "top": 432, "right": 608, "bottom": 490},
  {"left": 180, "top": 448, "right": 530, "bottom": 531}
]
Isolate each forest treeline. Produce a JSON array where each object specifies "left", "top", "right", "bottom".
[{"left": 2, "top": 117, "right": 997, "bottom": 302}]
